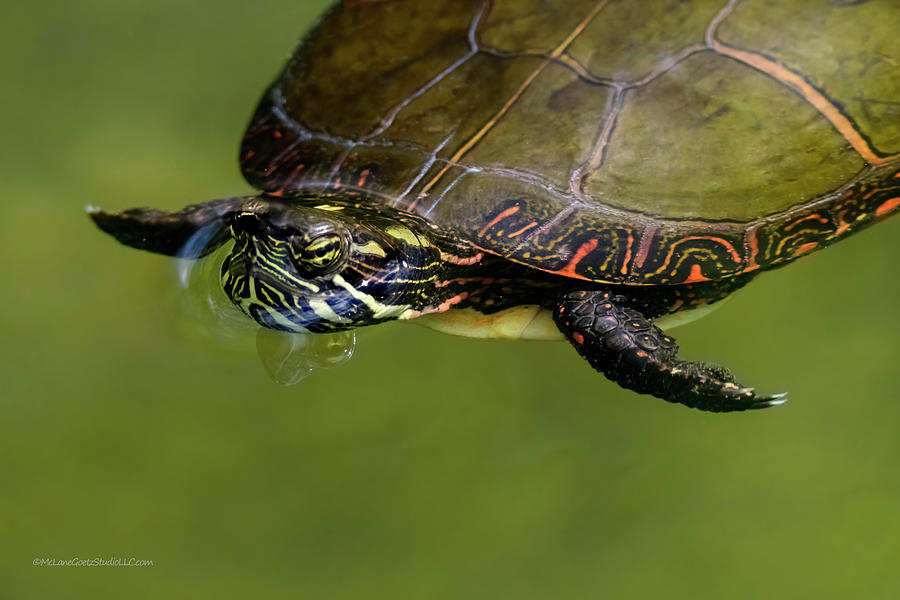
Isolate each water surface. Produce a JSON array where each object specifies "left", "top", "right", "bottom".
[{"left": 2, "top": 2, "right": 899, "bottom": 598}]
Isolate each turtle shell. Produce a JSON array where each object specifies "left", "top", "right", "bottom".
[{"left": 240, "top": 0, "right": 900, "bottom": 285}]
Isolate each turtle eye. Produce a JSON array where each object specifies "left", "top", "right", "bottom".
[{"left": 291, "top": 233, "right": 345, "bottom": 271}]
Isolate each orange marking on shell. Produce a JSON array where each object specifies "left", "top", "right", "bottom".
[
  {"left": 269, "top": 189, "right": 285, "bottom": 197},
  {"left": 478, "top": 206, "right": 520, "bottom": 236},
  {"left": 784, "top": 214, "right": 829, "bottom": 231},
  {"left": 572, "top": 332, "right": 585, "bottom": 345},
  {"left": 793, "top": 242, "right": 819, "bottom": 256},
  {"left": 633, "top": 225, "right": 659, "bottom": 270},
  {"left": 553, "top": 239, "right": 599, "bottom": 278},
  {"left": 687, "top": 236, "right": 741, "bottom": 262},
  {"left": 273, "top": 130, "right": 283, "bottom": 139},
  {"left": 683, "top": 264, "right": 709, "bottom": 283},
  {"left": 743, "top": 227, "right": 761, "bottom": 272},
  {"left": 507, "top": 221, "right": 538, "bottom": 237},
  {"left": 875, "top": 197, "right": 900, "bottom": 217},
  {"left": 709, "top": 42, "right": 887, "bottom": 166},
  {"left": 656, "top": 237, "right": 742, "bottom": 276},
  {"left": 243, "top": 150, "right": 255, "bottom": 161},
  {"left": 620, "top": 232, "right": 634, "bottom": 275},
  {"left": 894, "top": 172, "right": 900, "bottom": 179},
  {"left": 357, "top": 169, "right": 371, "bottom": 187}
]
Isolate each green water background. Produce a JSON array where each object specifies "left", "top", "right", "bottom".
[{"left": 2, "top": 1, "right": 899, "bottom": 597}]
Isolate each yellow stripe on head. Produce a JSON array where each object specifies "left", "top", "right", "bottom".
[{"left": 385, "top": 225, "right": 427, "bottom": 247}]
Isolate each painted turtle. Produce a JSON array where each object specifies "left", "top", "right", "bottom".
[{"left": 91, "top": 0, "right": 900, "bottom": 412}]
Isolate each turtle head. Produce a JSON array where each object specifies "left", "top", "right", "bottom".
[
  {"left": 91, "top": 193, "right": 480, "bottom": 333},
  {"left": 220, "top": 194, "right": 449, "bottom": 333}
]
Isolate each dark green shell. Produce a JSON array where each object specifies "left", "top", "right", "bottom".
[{"left": 240, "top": 0, "right": 900, "bottom": 285}]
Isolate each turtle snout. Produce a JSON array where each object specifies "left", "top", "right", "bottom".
[{"left": 233, "top": 211, "right": 265, "bottom": 235}]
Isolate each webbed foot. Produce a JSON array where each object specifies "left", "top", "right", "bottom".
[{"left": 554, "top": 290, "right": 786, "bottom": 412}]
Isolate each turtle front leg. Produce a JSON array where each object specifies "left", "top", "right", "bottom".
[{"left": 553, "top": 290, "right": 786, "bottom": 412}]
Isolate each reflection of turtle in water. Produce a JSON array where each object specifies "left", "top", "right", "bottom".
[{"left": 91, "top": 0, "right": 900, "bottom": 412}]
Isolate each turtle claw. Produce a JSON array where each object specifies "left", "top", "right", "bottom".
[
  {"left": 731, "top": 390, "right": 787, "bottom": 411},
  {"left": 760, "top": 392, "right": 789, "bottom": 407}
]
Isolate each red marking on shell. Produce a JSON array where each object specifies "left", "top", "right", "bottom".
[
  {"left": 620, "top": 232, "right": 634, "bottom": 275},
  {"left": 784, "top": 214, "right": 829, "bottom": 231},
  {"left": 243, "top": 150, "right": 255, "bottom": 161},
  {"left": 657, "top": 236, "right": 742, "bottom": 276},
  {"left": 478, "top": 206, "right": 520, "bottom": 237},
  {"left": 743, "top": 227, "right": 761, "bottom": 272},
  {"left": 683, "top": 264, "right": 709, "bottom": 283},
  {"left": 633, "top": 225, "right": 658, "bottom": 269},
  {"left": 875, "top": 196, "right": 900, "bottom": 217},
  {"left": 273, "top": 130, "right": 282, "bottom": 139},
  {"left": 687, "top": 236, "right": 741, "bottom": 262},
  {"left": 572, "top": 332, "right": 584, "bottom": 345},
  {"left": 793, "top": 242, "right": 819, "bottom": 256},
  {"left": 553, "top": 239, "right": 599, "bottom": 278},
  {"left": 507, "top": 221, "right": 538, "bottom": 237}
]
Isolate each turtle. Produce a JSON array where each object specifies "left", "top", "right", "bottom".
[{"left": 90, "top": 0, "right": 900, "bottom": 412}]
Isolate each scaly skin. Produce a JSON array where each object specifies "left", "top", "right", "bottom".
[{"left": 554, "top": 290, "right": 784, "bottom": 412}]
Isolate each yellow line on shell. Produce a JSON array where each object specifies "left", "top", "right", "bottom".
[
  {"left": 417, "top": 0, "right": 610, "bottom": 199},
  {"left": 710, "top": 41, "right": 890, "bottom": 166}
]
